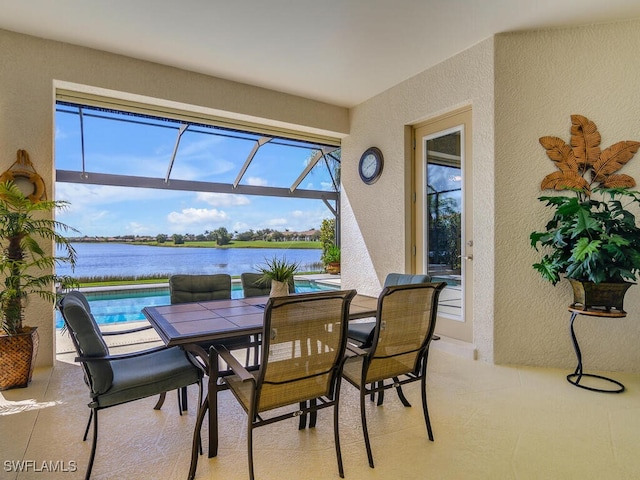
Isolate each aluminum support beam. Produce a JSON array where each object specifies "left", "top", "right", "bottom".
[{"left": 56, "top": 170, "right": 338, "bottom": 201}]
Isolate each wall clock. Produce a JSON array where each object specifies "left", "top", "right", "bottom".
[{"left": 358, "top": 147, "right": 383, "bottom": 184}]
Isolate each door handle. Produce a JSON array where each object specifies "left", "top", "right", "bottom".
[{"left": 458, "top": 254, "right": 473, "bottom": 261}]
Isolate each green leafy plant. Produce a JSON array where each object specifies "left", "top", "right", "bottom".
[
  {"left": 530, "top": 115, "right": 640, "bottom": 285},
  {"left": 322, "top": 244, "right": 340, "bottom": 265},
  {"left": 0, "top": 181, "right": 78, "bottom": 335},
  {"left": 256, "top": 255, "right": 299, "bottom": 283},
  {"left": 320, "top": 218, "right": 336, "bottom": 262}
]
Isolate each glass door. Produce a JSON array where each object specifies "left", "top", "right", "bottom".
[{"left": 413, "top": 107, "right": 473, "bottom": 342}]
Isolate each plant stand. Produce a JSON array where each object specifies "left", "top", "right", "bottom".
[{"left": 566, "top": 307, "right": 625, "bottom": 393}]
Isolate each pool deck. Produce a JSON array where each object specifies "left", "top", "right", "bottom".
[{"left": 78, "top": 273, "right": 341, "bottom": 293}]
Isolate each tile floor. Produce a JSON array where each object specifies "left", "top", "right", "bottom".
[{"left": 1, "top": 344, "right": 640, "bottom": 480}]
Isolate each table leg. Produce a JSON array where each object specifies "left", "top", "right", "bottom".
[
  {"left": 566, "top": 311, "right": 625, "bottom": 393},
  {"left": 186, "top": 344, "right": 218, "bottom": 480},
  {"left": 208, "top": 347, "right": 219, "bottom": 457}
]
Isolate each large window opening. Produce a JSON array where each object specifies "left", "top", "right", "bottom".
[
  {"left": 54, "top": 96, "right": 341, "bottom": 281},
  {"left": 55, "top": 100, "right": 340, "bottom": 246}
]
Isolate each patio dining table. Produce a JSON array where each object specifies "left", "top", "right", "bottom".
[{"left": 142, "top": 292, "right": 378, "bottom": 477}]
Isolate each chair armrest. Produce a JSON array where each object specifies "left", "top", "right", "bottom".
[
  {"left": 101, "top": 324, "right": 154, "bottom": 336},
  {"left": 75, "top": 345, "right": 168, "bottom": 363},
  {"left": 215, "top": 346, "right": 255, "bottom": 382}
]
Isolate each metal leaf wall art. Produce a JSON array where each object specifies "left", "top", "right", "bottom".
[{"left": 539, "top": 114, "right": 640, "bottom": 195}]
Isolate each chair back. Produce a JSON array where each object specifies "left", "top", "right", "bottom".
[
  {"left": 58, "top": 291, "right": 114, "bottom": 395},
  {"left": 255, "top": 289, "right": 356, "bottom": 412},
  {"left": 384, "top": 273, "right": 431, "bottom": 287},
  {"left": 169, "top": 274, "right": 231, "bottom": 303},
  {"left": 365, "top": 282, "right": 445, "bottom": 384},
  {"left": 240, "top": 272, "right": 295, "bottom": 297}
]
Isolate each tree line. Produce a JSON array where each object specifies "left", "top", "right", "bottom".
[
  {"left": 158, "top": 227, "right": 322, "bottom": 246},
  {"left": 72, "top": 227, "right": 323, "bottom": 246}
]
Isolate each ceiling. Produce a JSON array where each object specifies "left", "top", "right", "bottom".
[{"left": 2, "top": 0, "right": 640, "bottom": 108}]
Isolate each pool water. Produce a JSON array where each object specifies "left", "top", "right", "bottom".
[{"left": 56, "top": 280, "right": 337, "bottom": 328}]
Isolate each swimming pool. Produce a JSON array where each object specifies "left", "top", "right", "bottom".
[{"left": 55, "top": 279, "right": 338, "bottom": 328}]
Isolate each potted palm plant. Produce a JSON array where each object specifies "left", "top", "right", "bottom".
[
  {"left": 530, "top": 114, "right": 640, "bottom": 312},
  {"left": 0, "top": 180, "right": 78, "bottom": 389},
  {"left": 256, "top": 255, "right": 299, "bottom": 297}
]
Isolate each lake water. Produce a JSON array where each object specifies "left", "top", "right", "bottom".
[
  {"left": 56, "top": 242, "right": 323, "bottom": 279},
  {"left": 54, "top": 242, "right": 327, "bottom": 328}
]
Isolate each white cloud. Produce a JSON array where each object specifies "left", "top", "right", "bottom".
[
  {"left": 55, "top": 183, "right": 182, "bottom": 207},
  {"left": 126, "top": 222, "right": 153, "bottom": 234},
  {"left": 178, "top": 136, "right": 223, "bottom": 155},
  {"left": 55, "top": 126, "right": 68, "bottom": 140},
  {"left": 196, "top": 192, "right": 250, "bottom": 206},
  {"left": 232, "top": 221, "right": 250, "bottom": 232},
  {"left": 273, "top": 208, "right": 333, "bottom": 232},
  {"left": 246, "top": 176, "right": 268, "bottom": 186},
  {"left": 265, "top": 218, "right": 288, "bottom": 227},
  {"left": 171, "top": 158, "right": 235, "bottom": 179},
  {"left": 167, "top": 207, "right": 228, "bottom": 227}
]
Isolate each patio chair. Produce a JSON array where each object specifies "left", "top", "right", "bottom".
[
  {"left": 240, "top": 272, "right": 295, "bottom": 297},
  {"left": 169, "top": 273, "right": 258, "bottom": 377},
  {"left": 169, "top": 273, "right": 232, "bottom": 302},
  {"left": 342, "top": 282, "right": 446, "bottom": 468},
  {"left": 347, "top": 273, "right": 431, "bottom": 349},
  {"left": 58, "top": 291, "right": 204, "bottom": 480},
  {"left": 210, "top": 289, "right": 357, "bottom": 480},
  {"left": 59, "top": 291, "right": 182, "bottom": 412}
]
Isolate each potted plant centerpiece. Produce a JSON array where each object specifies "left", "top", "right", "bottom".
[
  {"left": 323, "top": 244, "right": 341, "bottom": 275},
  {"left": 0, "top": 180, "right": 77, "bottom": 389},
  {"left": 256, "top": 255, "right": 299, "bottom": 297},
  {"left": 530, "top": 114, "right": 640, "bottom": 312}
]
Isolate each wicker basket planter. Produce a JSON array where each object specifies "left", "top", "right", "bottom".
[
  {"left": 0, "top": 327, "right": 39, "bottom": 390},
  {"left": 569, "top": 279, "right": 634, "bottom": 313}
]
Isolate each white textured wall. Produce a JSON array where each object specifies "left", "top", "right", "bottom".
[
  {"left": 0, "top": 29, "right": 349, "bottom": 366},
  {"left": 494, "top": 20, "right": 640, "bottom": 371},
  {"left": 342, "top": 39, "right": 496, "bottom": 363}
]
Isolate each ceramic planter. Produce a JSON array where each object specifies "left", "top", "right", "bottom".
[
  {"left": 568, "top": 279, "right": 634, "bottom": 313},
  {"left": 270, "top": 280, "right": 290, "bottom": 297}
]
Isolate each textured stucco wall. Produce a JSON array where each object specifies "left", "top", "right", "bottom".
[
  {"left": 342, "top": 39, "right": 496, "bottom": 363},
  {"left": 494, "top": 20, "right": 640, "bottom": 371},
  {"left": 4, "top": 18, "right": 640, "bottom": 372},
  {"left": 0, "top": 28, "right": 349, "bottom": 367}
]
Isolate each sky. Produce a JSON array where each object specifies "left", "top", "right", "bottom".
[{"left": 54, "top": 105, "right": 338, "bottom": 238}]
